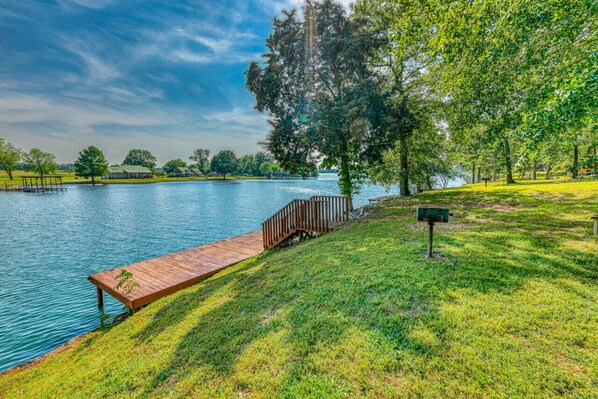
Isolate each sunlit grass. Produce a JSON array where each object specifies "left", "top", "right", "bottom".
[{"left": 1, "top": 180, "right": 596, "bottom": 398}]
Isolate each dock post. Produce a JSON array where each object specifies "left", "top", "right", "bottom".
[{"left": 97, "top": 287, "right": 104, "bottom": 307}]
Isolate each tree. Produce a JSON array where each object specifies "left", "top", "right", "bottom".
[
  {"left": 189, "top": 149, "right": 210, "bottom": 174},
  {"left": 74, "top": 145, "right": 109, "bottom": 183},
  {"left": 163, "top": 159, "right": 187, "bottom": 175},
  {"left": 246, "top": 0, "right": 395, "bottom": 199},
  {"left": 253, "top": 152, "right": 273, "bottom": 176},
  {"left": 236, "top": 154, "right": 256, "bottom": 175},
  {"left": 0, "top": 139, "right": 22, "bottom": 180},
  {"left": 259, "top": 161, "right": 282, "bottom": 178},
  {"left": 211, "top": 150, "right": 238, "bottom": 180},
  {"left": 123, "top": 149, "right": 157, "bottom": 170},
  {"left": 23, "top": 148, "right": 57, "bottom": 177},
  {"left": 353, "top": 0, "right": 436, "bottom": 195},
  {"left": 431, "top": 0, "right": 596, "bottom": 184}
]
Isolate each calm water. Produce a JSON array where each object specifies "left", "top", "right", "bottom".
[{"left": 0, "top": 176, "right": 403, "bottom": 371}]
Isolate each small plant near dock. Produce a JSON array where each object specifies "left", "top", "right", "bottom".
[{"left": 114, "top": 269, "right": 139, "bottom": 294}]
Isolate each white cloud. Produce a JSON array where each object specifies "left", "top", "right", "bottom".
[
  {"left": 58, "top": 0, "right": 117, "bottom": 10},
  {"left": 0, "top": 91, "right": 268, "bottom": 163}
]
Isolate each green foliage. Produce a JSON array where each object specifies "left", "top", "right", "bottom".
[
  {"left": 210, "top": 150, "right": 238, "bottom": 179},
  {"left": 370, "top": 120, "right": 457, "bottom": 191},
  {"left": 430, "top": 0, "right": 597, "bottom": 183},
  {"left": 253, "top": 152, "right": 273, "bottom": 176},
  {"left": 259, "top": 161, "right": 281, "bottom": 178},
  {"left": 74, "top": 146, "right": 109, "bottom": 182},
  {"left": 115, "top": 269, "right": 139, "bottom": 294},
  {"left": 123, "top": 149, "right": 157, "bottom": 170},
  {"left": 246, "top": 0, "right": 394, "bottom": 198},
  {"left": 162, "top": 159, "right": 187, "bottom": 175},
  {"left": 1, "top": 180, "right": 596, "bottom": 397},
  {"left": 353, "top": 0, "right": 438, "bottom": 195},
  {"left": 22, "top": 148, "right": 57, "bottom": 177},
  {"left": 236, "top": 154, "right": 255, "bottom": 175},
  {"left": 0, "top": 138, "right": 22, "bottom": 180},
  {"left": 189, "top": 149, "right": 210, "bottom": 174}
]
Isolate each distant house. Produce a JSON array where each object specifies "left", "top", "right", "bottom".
[
  {"left": 205, "top": 171, "right": 219, "bottom": 178},
  {"left": 173, "top": 166, "right": 203, "bottom": 177},
  {"left": 107, "top": 165, "right": 153, "bottom": 179}
]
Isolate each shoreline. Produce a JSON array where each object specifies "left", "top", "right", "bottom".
[{"left": 1, "top": 178, "right": 591, "bottom": 375}]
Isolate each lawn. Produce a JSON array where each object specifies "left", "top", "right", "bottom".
[{"left": 1, "top": 180, "right": 596, "bottom": 398}]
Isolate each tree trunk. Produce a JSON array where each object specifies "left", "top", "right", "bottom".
[
  {"left": 532, "top": 161, "right": 537, "bottom": 180},
  {"left": 399, "top": 135, "right": 410, "bottom": 196},
  {"left": 504, "top": 136, "right": 515, "bottom": 184},
  {"left": 6, "top": 170, "right": 13, "bottom": 180},
  {"left": 339, "top": 155, "right": 352, "bottom": 200},
  {"left": 477, "top": 168, "right": 481, "bottom": 183},
  {"left": 471, "top": 162, "right": 476, "bottom": 184},
  {"left": 571, "top": 143, "right": 579, "bottom": 179},
  {"left": 545, "top": 163, "right": 552, "bottom": 179}
]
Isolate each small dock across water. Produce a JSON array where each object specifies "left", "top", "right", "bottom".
[{"left": 89, "top": 231, "right": 263, "bottom": 311}]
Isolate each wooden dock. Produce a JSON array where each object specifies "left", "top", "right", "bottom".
[{"left": 88, "top": 231, "right": 263, "bottom": 311}]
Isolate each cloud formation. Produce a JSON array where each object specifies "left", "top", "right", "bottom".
[{"left": 0, "top": 0, "right": 352, "bottom": 163}]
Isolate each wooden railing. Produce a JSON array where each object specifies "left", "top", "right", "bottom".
[
  {"left": 309, "top": 195, "right": 352, "bottom": 222},
  {"left": 262, "top": 195, "right": 351, "bottom": 250}
]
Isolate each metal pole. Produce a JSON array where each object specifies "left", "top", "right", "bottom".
[{"left": 428, "top": 220, "right": 434, "bottom": 258}]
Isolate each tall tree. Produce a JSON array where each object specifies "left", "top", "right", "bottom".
[
  {"left": 163, "top": 159, "right": 187, "bottom": 175},
  {"left": 74, "top": 145, "right": 109, "bottom": 183},
  {"left": 353, "top": 0, "right": 436, "bottom": 195},
  {"left": 189, "top": 149, "right": 210, "bottom": 174},
  {"left": 0, "top": 139, "right": 22, "bottom": 180},
  {"left": 246, "top": 0, "right": 395, "bottom": 199},
  {"left": 123, "top": 149, "right": 157, "bottom": 170},
  {"left": 211, "top": 150, "right": 238, "bottom": 180},
  {"left": 23, "top": 148, "right": 57, "bottom": 177}
]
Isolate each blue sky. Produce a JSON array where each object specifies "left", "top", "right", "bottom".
[{"left": 0, "top": 0, "right": 350, "bottom": 164}]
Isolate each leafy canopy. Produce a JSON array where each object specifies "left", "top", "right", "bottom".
[
  {"left": 189, "top": 149, "right": 210, "bottom": 174},
  {"left": 74, "top": 145, "right": 109, "bottom": 182},
  {"left": 163, "top": 159, "right": 187, "bottom": 174},
  {"left": 0, "top": 138, "right": 22, "bottom": 180},
  {"left": 23, "top": 148, "right": 57, "bottom": 177},
  {"left": 210, "top": 150, "right": 238, "bottom": 179},
  {"left": 123, "top": 149, "right": 157, "bottom": 170},
  {"left": 246, "top": 0, "right": 395, "bottom": 198}
]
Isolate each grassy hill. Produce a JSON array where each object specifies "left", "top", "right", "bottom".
[{"left": 1, "top": 180, "right": 597, "bottom": 398}]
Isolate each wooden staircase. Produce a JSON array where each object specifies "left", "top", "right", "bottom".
[{"left": 262, "top": 195, "right": 352, "bottom": 250}]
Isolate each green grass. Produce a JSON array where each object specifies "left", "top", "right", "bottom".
[
  {"left": 1, "top": 180, "right": 596, "bottom": 398},
  {"left": 0, "top": 170, "right": 79, "bottom": 185},
  {"left": 0, "top": 170, "right": 263, "bottom": 186}
]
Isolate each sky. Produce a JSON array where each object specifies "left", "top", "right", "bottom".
[{"left": 0, "top": 0, "right": 349, "bottom": 164}]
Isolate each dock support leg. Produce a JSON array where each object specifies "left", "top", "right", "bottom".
[{"left": 97, "top": 287, "right": 104, "bottom": 308}]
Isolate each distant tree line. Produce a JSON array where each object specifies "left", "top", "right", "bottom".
[{"left": 0, "top": 139, "right": 285, "bottom": 182}]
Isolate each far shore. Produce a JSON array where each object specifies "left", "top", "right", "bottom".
[{"left": 0, "top": 171, "right": 320, "bottom": 188}]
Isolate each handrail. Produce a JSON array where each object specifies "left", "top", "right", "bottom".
[{"left": 262, "top": 195, "right": 351, "bottom": 249}]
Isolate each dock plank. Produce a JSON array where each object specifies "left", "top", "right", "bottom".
[{"left": 88, "top": 231, "right": 263, "bottom": 311}]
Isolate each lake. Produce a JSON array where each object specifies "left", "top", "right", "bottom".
[{"left": 0, "top": 176, "right": 406, "bottom": 371}]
